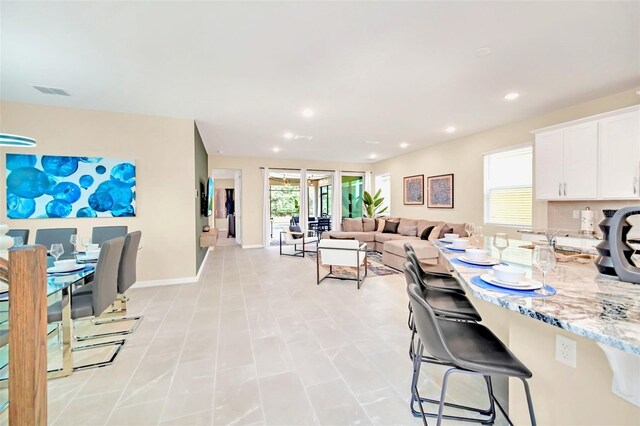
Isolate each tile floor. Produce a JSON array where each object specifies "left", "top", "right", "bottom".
[{"left": 4, "top": 245, "right": 508, "bottom": 425}]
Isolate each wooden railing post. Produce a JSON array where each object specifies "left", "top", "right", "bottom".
[{"left": 8, "top": 245, "right": 48, "bottom": 425}]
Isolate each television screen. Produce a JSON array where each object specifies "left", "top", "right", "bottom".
[{"left": 207, "top": 178, "right": 214, "bottom": 217}]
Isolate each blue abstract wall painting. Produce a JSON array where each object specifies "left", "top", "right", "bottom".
[
  {"left": 427, "top": 173, "right": 454, "bottom": 209},
  {"left": 403, "top": 174, "right": 424, "bottom": 205},
  {"left": 6, "top": 154, "right": 136, "bottom": 219}
]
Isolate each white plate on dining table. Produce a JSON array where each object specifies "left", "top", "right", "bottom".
[
  {"left": 76, "top": 254, "right": 98, "bottom": 262},
  {"left": 47, "top": 263, "right": 85, "bottom": 274},
  {"left": 480, "top": 273, "right": 542, "bottom": 290},
  {"left": 458, "top": 256, "right": 501, "bottom": 266},
  {"left": 436, "top": 238, "right": 453, "bottom": 244}
]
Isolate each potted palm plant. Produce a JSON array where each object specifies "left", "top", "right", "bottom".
[{"left": 363, "top": 189, "right": 388, "bottom": 217}]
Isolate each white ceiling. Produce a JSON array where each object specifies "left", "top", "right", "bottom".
[{"left": 1, "top": 1, "right": 639, "bottom": 163}]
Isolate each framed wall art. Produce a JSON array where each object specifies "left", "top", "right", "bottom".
[
  {"left": 427, "top": 173, "right": 454, "bottom": 208},
  {"left": 403, "top": 174, "right": 424, "bottom": 205}
]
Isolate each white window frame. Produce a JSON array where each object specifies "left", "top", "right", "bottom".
[
  {"left": 483, "top": 143, "right": 533, "bottom": 228},
  {"left": 374, "top": 173, "right": 391, "bottom": 217}
]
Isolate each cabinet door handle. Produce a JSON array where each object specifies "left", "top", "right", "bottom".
[
  {"left": 564, "top": 183, "right": 567, "bottom": 196},
  {"left": 558, "top": 183, "right": 562, "bottom": 196}
]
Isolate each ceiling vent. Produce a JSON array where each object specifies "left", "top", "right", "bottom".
[{"left": 33, "top": 86, "right": 70, "bottom": 96}]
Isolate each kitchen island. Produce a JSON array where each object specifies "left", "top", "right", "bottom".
[{"left": 436, "top": 239, "right": 640, "bottom": 425}]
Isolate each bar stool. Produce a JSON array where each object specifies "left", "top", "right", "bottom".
[
  {"left": 404, "top": 243, "right": 465, "bottom": 294},
  {"left": 407, "top": 283, "right": 536, "bottom": 425}
]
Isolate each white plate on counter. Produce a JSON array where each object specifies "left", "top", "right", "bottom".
[
  {"left": 458, "top": 256, "right": 501, "bottom": 266},
  {"left": 436, "top": 238, "right": 453, "bottom": 244},
  {"left": 47, "top": 263, "right": 86, "bottom": 273},
  {"left": 76, "top": 254, "right": 98, "bottom": 262},
  {"left": 480, "top": 273, "right": 542, "bottom": 291}
]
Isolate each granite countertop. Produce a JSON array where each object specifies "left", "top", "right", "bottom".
[{"left": 437, "top": 239, "right": 640, "bottom": 356}]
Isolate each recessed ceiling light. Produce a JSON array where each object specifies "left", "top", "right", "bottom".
[
  {"left": 400, "top": 142, "right": 409, "bottom": 148},
  {"left": 272, "top": 147, "right": 281, "bottom": 153},
  {"left": 475, "top": 47, "right": 492, "bottom": 57},
  {"left": 216, "top": 149, "right": 224, "bottom": 154},
  {"left": 504, "top": 92, "right": 520, "bottom": 101},
  {"left": 365, "top": 141, "right": 380, "bottom": 145},
  {"left": 283, "top": 132, "right": 294, "bottom": 140},
  {"left": 301, "top": 108, "right": 314, "bottom": 118},
  {"left": 445, "top": 126, "right": 456, "bottom": 133},
  {"left": 369, "top": 153, "right": 377, "bottom": 160}
]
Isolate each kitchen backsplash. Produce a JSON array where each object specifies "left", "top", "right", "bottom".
[{"left": 548, "top": 200, "right": 640, "bottom": 237}]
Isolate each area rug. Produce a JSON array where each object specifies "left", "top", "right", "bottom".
[{"left": 305, "top": 250, "right": 401, "bottom": 278}]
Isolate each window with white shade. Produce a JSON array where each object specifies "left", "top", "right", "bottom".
[
  {"left": 483, "top": 145, "right": 533, "bottom": 227},
  {"left": 375, "top": 173, "right": 391, "bottom": 216}
]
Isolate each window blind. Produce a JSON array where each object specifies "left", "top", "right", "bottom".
[{"left": 484, "top": 146, "right": 533, "bottom": 227}]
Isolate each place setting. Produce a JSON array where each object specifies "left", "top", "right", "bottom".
[
  {"left": 46, "top": 242, "right": 95, "bottom": 276},
  {"left": 470, "top": 244, "right": 557, "bottom": 297}
]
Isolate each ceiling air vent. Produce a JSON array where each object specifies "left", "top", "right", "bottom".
[{"left": 33, "top": 86, "right": 70, "bottom": 96}]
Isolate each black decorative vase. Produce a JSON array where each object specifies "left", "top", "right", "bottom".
[{"left": 594, "top": 209, "right": 635, "bottom": 276}]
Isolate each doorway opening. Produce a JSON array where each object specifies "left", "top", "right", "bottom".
[{"left": 212, "top": 168, "right": 241, "bottom": 246}]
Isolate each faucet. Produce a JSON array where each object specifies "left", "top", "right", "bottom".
[{"left": 545, "top": 230, "right": 563, "bottom": 251}]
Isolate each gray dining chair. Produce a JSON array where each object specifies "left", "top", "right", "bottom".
[
  {"left": 36, "top": 228, "right": 77, "bottom": 260},
  {"left": 407, "top": 283, "right": 536, "bottom": 425},
  {"left": 75, "top": 231, "right": 143, "bottom": 340},
  {"left": 92, "top": 226, "right": 128, "bottom": 246},
  {"left": 7, "top": 229, "right": 29, "bottom": 245},
  {"left": 47, "top": 237, "right": 126, "bottom": 370}
]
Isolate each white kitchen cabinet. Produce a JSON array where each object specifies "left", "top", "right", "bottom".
[
  {"left": 535, "top": 130, "right": 564, "bottom": 199},
  {"left": 534, "top": 122, "right": 598, "bottom": 200},
  {"left": 562, "top": 122, "right": 598, "bottom": 199},
  {"left": 598, "top": 110, "right": 640, "bottom": 199}
]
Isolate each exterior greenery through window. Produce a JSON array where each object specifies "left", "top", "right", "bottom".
[
  {"left": 269, "top": 185, "right": 299, "bottom": 217},
  {"left": 483, "top": 145, "right": 533, "bottom": 227},
  {"left": 342, "top": 175, "right": 363, "bottom": 218}
]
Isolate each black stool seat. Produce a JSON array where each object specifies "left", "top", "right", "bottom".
[
  {"left": 439, "top": 318, "right": 532, "bottom": 378},
  {"left": 420, "top": 287, "right": 481, "bottom": 322},
  {"left": 419, "top": 274, "right": 465, "bottom": 294},
  {"left": 404, "top": 264, "right": 480, "bottom": 322}
]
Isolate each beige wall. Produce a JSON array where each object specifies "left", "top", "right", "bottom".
[
  {"left": 373, "top": 89, "right": 640, "bottom": 238},
  {"left": 0, "top": 102, "right": 197, "bottom": 282},
  {"left": 208, "top": 156, "right": 369, "bottom": 247},
  {"left": 213, "top": 178, "right": 234, "bottom": 230}
]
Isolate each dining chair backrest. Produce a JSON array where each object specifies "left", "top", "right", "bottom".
[
  {"left": 92, "top": 226, "right": 128, "bottom": 246},
  {"left": 404, "top": 242, "right": 416, "bottom": 256},
  {"left": 404, "top": 261, "right": 426, "bottom": 291},
  {"left": 407, "top": 283, "right": 456, "bottom": 363},
  {"left": 35, "top": 228, "right": 77, "bottom": 260},
  {"left": 118, "top": 231, "right": 141, "bottom": 294},
  {"left": 7, "top": 229, "right": 29, "bottom": 245},
  {"left": 93, "top": 237, "right": 125, "bottom": 315}
]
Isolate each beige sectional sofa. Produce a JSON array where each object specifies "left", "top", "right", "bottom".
[{"left": 322, "top": 217, "right": 467, "bottom": 272}]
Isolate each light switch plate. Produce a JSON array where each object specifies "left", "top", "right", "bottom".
[
  {"left": 556, "top": 334, "right": 577, "bottom": 368},
  {"left": 572, "top": 210, "right": 580, "bottom": 219}
]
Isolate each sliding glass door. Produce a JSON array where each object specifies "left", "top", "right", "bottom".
[{"left": 341, "top": 174, "right": 364, "bottom": 219}]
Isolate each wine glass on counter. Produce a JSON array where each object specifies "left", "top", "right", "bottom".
[
  {"left": 493, "top": 232, "right": 509, "bottom": 263},
  {"left": 533, "top": 243, "right": 556, "bottom": 290}
]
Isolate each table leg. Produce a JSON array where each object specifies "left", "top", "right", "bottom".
[{"left": 48, "top": 287, "right": 73, "bottom": 379}]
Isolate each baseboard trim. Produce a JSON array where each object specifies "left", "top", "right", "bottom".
[
  {"left": 242, "top": 244, "right": 263, "bottom": 249},
  {"left": 133, "top": 248, "right": 212, "bottom": 289}
]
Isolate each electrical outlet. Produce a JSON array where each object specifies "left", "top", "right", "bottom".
[
  {"left": 572, "top": 210, "right": 580, "bottom": 219},
  {"left": 555, "top": 334, "right": 577, "bottom": 368}
]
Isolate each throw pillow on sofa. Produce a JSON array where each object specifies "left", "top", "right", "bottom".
[
  {"left": 420, "top": 225, "right": 435, "bottom": 240},
  {"left": 398, "top": 225, "right": 418, "bottom": 236},
  {"left": 376, "top": 219, "right": 386, "bottom": 232},
  {"left": 342, "top": 218, "right": 363, "bottom": 232},
  {"left": 362, "top": 218, "right": 376, "bottom": 232},
  {"left": 438, "top": 225, "right": 453, "bottom": 239},
  {"left": 382, "top": 221, "right": 399, "bottom": 234}
]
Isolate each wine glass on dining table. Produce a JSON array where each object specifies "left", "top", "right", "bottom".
[{"left": 50, "top": 243, "right": 64, "bottom": 262}]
